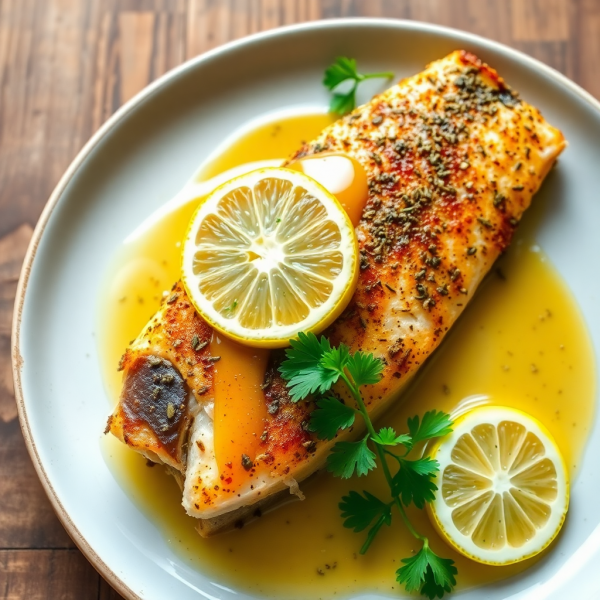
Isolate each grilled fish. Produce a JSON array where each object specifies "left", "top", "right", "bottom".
[{"left": 107, "top": 50, "right": 566, "bottom": 535}]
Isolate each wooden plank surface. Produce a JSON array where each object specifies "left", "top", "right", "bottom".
[{"left": 0, "top": 0, "right": 597, "bottom": 597}]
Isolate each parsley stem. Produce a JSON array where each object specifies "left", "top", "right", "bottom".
[
  {"left": 384, "top": 448, "right": 402, "bottom": 461},
  {"left": 393, "top": 497, "right": 427, "bottom": 542},
  {"left": 384, "top": 447, "right": 412, "bottom": 461},
  {"left": 360, "top": 71, "right": 394, "bottom": 81},
  {"left": 340, "top": 370, "right": 427, "bottom": 544},
  {"left": 339, "top": 373, "right": 380, "bottom": 440},
  {"left": 359, "top": 509, "right": 392, "bottom": 555}
]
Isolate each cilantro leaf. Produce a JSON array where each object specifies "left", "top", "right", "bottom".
[
  {"left": 323, "top": 57, "right": 359, "bottom": 90},
  {"left": 404, "top": 456, "right": 440, "bottom": 476},
  {"left": 279, "top": 332, "right": 338, "bottom": 401},
  {"left": 320, "top": 344, "right": 350, "bottom": 373},
  {"left": 372, "top": 427, "right": 411, "bottom": 447},
  {"left": 407, "top": 410, "right": 453, "bottom": 446},
  {"left": 420, "top": 573, "right": 452, "bottom": 600},
  {"left": 322, "top": 57, "right": 394, "bottom": 115},
  {"left": 309, "top": 397, "right": 356, "bottom": 441},
  {"left": 421, "top": 561, "right": 457, "bottom": 599},
  {"left": 280, "top": 331, "right": 330, "bottom": 373},
  {"left": 346, "top": 351, "right": 384, "bottom": 387},
  {"left": 426, "top": 549, "right": 457, "bottom": 590},
  {"left": 392, "top": 458, "right": 439, "bottom": 508},
  {"left": 396, "top": 546, "right": 456, "bottom": 598},
  {"left": 280, "top": 363, "right": 338, "bottom": 402},
  {"left": 340, "top": 490, "right": 393, "bottom": 554},
  {"left": 327, "top": 437, "right": 376, "bottom": 479},
  {"left": 330, "top": 90, "right": 357, "bottom": 116},
  {"left": 339, "top": 490, "right": 391, "bottom": 532},
  {"left": 396, "top": 546, "right": 431, "bottom": 592}
]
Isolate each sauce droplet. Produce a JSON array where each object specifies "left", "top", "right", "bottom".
[{"left": 289, "top": 153, "right": 368, "bottom": 226}]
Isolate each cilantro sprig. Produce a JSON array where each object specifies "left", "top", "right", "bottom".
[
  {"left": 279, "top": 332, "right": 457, "bottom": 599},
  {"left": 323, "top": 57, "right": 394, "bottom": 115}
]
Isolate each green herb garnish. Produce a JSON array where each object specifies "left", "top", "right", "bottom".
[
  {"left": 279, "top": 332, "right": 457, "bottom": 598},
  {"left": 323, "top": 57, "right": 394, "bottom": 115}
]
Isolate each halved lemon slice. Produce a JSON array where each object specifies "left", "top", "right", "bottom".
[
  {"left": 428, "top": 406, "right": 569, "bottom": 565},
  {"left": 181, "top": 167, "right": 359, "bottom": 348}
]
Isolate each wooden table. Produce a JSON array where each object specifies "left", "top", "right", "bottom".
[{"left": 1, "top": 0, "right": 598, "bottom": 597}]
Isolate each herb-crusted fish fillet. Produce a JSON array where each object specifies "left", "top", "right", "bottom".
[{"left": 106, "top": 50, "right": 565, "bottom": 535}]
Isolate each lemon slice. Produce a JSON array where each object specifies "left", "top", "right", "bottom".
[
  {"left": 428, "top": 406, "right": 569, "bottom": 565},
  {"left": 181, "top": 167, "right": 359, "bottom": 348}
]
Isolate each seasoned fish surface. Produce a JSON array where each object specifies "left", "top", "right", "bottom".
[{"left": 107, "top": 50, "right": 565, "bottom": 533}]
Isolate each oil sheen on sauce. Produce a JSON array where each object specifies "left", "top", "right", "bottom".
[{"left": 99, "top": 111, "right": 596, "bottom": 600}]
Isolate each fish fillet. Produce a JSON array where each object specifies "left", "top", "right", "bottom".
[{"left": 106, "top": 50, "right": 565, "bottom": 536}]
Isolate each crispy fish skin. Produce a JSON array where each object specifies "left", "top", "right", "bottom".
[
  {"left": 108, "top": 283, "right": 214, "bottom": 470},
  {"left": 107, "top": 50, "right": 565, "bottom": 531}
]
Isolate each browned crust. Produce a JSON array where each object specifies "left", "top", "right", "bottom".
[
  {"left": 119, "top": 282, "right": 214, "bottom": 397},
  {"left": 108, "top": 282, "right": 214, "bottom": 471}
]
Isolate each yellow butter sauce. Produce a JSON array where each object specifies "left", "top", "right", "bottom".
[
  {"left": 99, "top": 111, "right": 596, "bottom": 599},
  {"left": 212, "top": 334, "right": 270, "bottom": 481}
]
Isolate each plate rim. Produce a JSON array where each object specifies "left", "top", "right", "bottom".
[{"left": 10, "top": 17, "right": 600, "bottom": 600}]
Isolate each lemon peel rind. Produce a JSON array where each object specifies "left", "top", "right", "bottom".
[
  {"left": 181, "top": 167, "right": 359, "bottom": 348},
  {"left": 428, "top": 405, "right": 569, "bottom": 566},
  {"left": 427, "top": 497, "right": 568, "bottom": 566}
]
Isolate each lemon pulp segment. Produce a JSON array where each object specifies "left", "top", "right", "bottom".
[
  {"left": 181, "top": 168, "right": 359, "bottom": 348},
  {"left": 428, "top": 406, "right": 569, "bottom": 565}
]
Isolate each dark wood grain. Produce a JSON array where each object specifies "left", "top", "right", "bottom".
[
  {"left": 0, "top": 550, "right": 100, "bottom": 599},
  {"left": 0, "top": 0, "right": 597, "bottom": 597}
]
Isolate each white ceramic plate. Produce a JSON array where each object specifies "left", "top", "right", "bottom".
[{"left": 12, "top": 19, "right": 600, "bottom": 600}]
